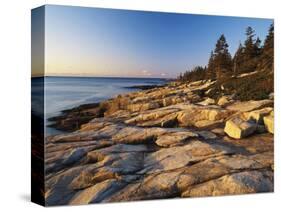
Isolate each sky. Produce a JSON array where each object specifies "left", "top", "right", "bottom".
[{"left": 32, "top": 5, "right": 273, "bottom": 78}]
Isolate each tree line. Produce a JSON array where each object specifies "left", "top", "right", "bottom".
[{"left": 178, "top": 24, "right": 274, "bottom": 82}]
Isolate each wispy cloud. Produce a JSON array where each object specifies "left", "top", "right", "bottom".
[{"left": 141, "top": 70, "right": 152, "bottom": 76}]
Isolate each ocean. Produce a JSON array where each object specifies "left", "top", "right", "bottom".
[{"left": 32, "top": 76, "right": 167, "bottom": 135}]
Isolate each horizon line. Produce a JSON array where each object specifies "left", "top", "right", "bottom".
[{"left": 31, "top": 75, "right": 174, "bottom": 79}]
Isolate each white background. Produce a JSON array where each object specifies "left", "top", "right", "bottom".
[{"left": 0, "top": 0, "right": 280, "bottom": 211}]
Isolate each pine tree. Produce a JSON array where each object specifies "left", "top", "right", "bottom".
[
  {"left": 178, "top": 73, "right": 183, "bottom": 81},
  {"left": 245, "top": 27, "right": 255, "bottom": 46},
  {"left": 254, "top": 37, "right": 262, "bottom": 56},
  {"left": 233, "top": 42, "right": 244, "bottom": 76},
  {"left": 206, "top": 51, "right": 216, "bottom": 80},
  {"left": 213, "top": 34, "right": 232, "bottom": 80},
  {"left": 260, "top": 23, "right": 274, "bottom": 72},
  {"left": 241, "top": 26, "right": 260, "bottom": 73}
]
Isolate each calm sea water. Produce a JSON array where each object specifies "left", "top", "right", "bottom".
[{"left": 32, "top": 77, "right": 167, "bottom": 135}]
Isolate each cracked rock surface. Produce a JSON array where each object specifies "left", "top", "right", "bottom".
[{"left": 45, "top": 79, "right": 274, "bottom": 206}]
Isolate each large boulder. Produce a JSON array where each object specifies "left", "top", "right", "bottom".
[
  {"left": 244, "top": 107, "right": 273, "bottom": 124},
  {"left": 224, "top": 117, "right": 257, "bottom": 139},
  {"left": 264, "top": 111, "right": 274, "bottom": 134}
]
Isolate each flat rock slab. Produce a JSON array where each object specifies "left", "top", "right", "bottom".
[
  {"left": 139, "top": 140, "right": 234, "bottom": 174},
  {"left": 155, "top": 131, "right": 198, "bottom": 147},
  {"left": 226, "top": 100, "right": 273, "bottom": 112},
  {"left": 70, "top": 179, "right": 126, "bottom": 205},
  {"left": 182, "top": 170, "right": 273, "bottom": 197}
]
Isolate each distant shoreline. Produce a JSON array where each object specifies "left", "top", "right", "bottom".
[
  {"left": 45, "top": 77, "right": 171, "bottom": 134},
  {"left": 32, "top": 75, "right": 174, "bottom": 80},
  {"left": 50, "top": 82, "right": 166, "bottom": 116}
]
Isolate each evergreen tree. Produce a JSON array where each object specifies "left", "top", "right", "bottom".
[
  {"left": 254, "top": 37, "right": 262, "bottom": 56},
  {"left": 241, "top": 26, "right": 260, "bottom": 73},
  {"left": 178, "top": 72, "right": 183, "bottom": 81},
  {"left": 206, "top": 51, "right": 216, "bottom": 80},
  {"left": 260, "top": 23, "right": 274, "bottom": 72},
  {"left": 233, "top": 42, "right": 244, "bottom": 76},
  {"left": 245, "top": 26, "right": 255, "bottom": 46},
  {"left": 213, "top": 34, "right": 232, "bottom": 80}
]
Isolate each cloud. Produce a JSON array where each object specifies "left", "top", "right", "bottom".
[{"left": 141, "top": 70, "right": 152, "bottom": 76}]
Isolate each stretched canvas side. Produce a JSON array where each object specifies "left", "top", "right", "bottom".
[{"left": 31, "top": 6, "right": 45, "bottom": 206}]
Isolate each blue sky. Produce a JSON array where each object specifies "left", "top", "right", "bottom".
[{"left": 37, "top": 5, "right": 273, "bottom": 78}]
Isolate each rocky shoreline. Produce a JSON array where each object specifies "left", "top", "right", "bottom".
[
  {"left": 45, "top": 75, "right": 274, "bottom": 206},
  {"left": 47, "top": 83, "right": 166, "bottom": 132}
]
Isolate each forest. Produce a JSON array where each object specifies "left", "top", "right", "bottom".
[{"left": 178, "top": 24, "right": 274, "bottom": 101}]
